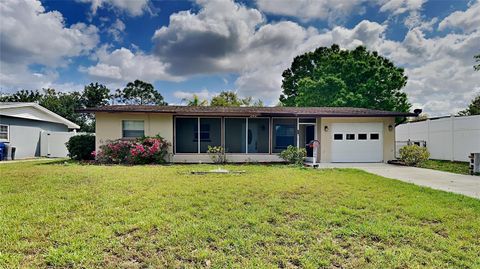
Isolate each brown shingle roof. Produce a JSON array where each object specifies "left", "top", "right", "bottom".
[{"left": 77, "top": 105, "right": 417, "bottom": 117}]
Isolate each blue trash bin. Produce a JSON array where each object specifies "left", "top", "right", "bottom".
[{"left": 0, "top": 142, "right": 6, "bottom": 161}]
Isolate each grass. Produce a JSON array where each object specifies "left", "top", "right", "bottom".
[
  {"left": 419, "top": 159, "right": 472, "bottom": 175},
  {"left": 1, "top": 160, "right": 479, "bottom": 268}
]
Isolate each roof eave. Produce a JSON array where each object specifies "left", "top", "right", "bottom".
[{"left": 76, "top": 109, "right": 416, "bottom": 118}]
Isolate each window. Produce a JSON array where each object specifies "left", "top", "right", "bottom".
[
  {"left": 175, "top": 117, "right": 221, "bottom": 153},
  {"left": 334, "top": 134, "right": 343, "bottom": 140},
  {"left": 0, "top": 125, "right": 9, "bottom": 140},
  {"left": 299, "top": 118, "right": 316, "bottom": 123},
  {"left": 199, "top": 118, "right": 221, "bottom": 153},
  {"left": 370, "top": 133, "right": 379, "bottom": 140},
  {"left": 358, "top": 133, "right": 367, "bottom": 140},
  {"left": 122, "top": 120, "right": 144, "bottom": 138},
  {"left": 194, "top": 124, "right": 211, "bottom": 142},
  {"left": 346, "top": 134, "right": 355, "bottom": 140},
  {"left": 273, "top": 119, "right": 296, "bottom": 153}
]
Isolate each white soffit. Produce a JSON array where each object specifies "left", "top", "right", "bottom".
[{"left": 0, "top": 102, "right": 80, "bottom": 129}]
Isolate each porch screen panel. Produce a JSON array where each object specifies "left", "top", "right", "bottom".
[
  {"left": 247, "top": 118, "right": 269, "bottom": 153},
  {"left": 199, "top": 118, "right": 221, "bottom": 153},
  {"left": 175, "top": 117, "right": 198, "bottom": 153},
  {"left": 225, "top": 118, "right": 246, "bottom": 153},
  {"left": 272, "top": 118, "right": 297, "bottom": 153}
]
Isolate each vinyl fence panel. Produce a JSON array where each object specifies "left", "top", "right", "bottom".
[
  {"left": 40, "top": 131, "right": 89, "bottom": 158},
  {"left": 396, "top": 115, "right": 480, "bottom": 162}
]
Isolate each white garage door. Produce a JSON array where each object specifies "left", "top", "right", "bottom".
[{"left": 331, "top": 123, "right": 383, "bottom": 162}]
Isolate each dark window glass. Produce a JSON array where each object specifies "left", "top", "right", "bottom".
[
  {"left": 299, "top": 118, "right": 316, "bottom": 123},
  {"left": 225, "top": 118, "right": 246, "bottom": 153},
  {"left": 122, "top": 120, "right": 144, "bottom": 138},
  {"left": 199, "top": 118, "right": 221, "bottom": 153},
  {"left": 334, "top": 134, "right": 343, "bottom": 140},
  {"left": 346, "top": 134, "right": 355, "bottom": 140},
  {"left": 175, "top": 118, "right": 198, "bottom": 153},
  {"left": 248, "top": 118, "right": 269, "bottom": 153},
  {"left": 370, "top": 133, "right": 380, "bottom": 140},
  {"left": 273, "top": 119, "right": 297, "bottom": 153},
  {"left": 358, "top": 133, "right": 367, "bottom": 140},
  {"left": 194, "top": 124, "right": 211, "bottom": 141}
]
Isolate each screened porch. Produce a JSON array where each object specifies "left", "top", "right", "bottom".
[{"left": 173, "top": 117, "right": 319, "bottom": 159}]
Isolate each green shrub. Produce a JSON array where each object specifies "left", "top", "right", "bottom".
[
  {"left": 95, "top": 136, "right": 170, "bottom": 165},
  {"left": 65, "top": 134, "right": 96, "bottom": 160},
  {"left": 207, "top": 145, "right": 226, "bottom": 164},
  {"left": 399, "top": 145, "right": 430, "bottom": 166},
  {"left": 279, "top": 145, "right": 306, "bottom": 166}
]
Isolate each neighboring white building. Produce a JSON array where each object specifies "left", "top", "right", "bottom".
[
  {"left": 0, "top": 102, "right": 80, "bottom": 159},
  {"left": 396, "top": 115, "right": 480, "bottom": 162}
]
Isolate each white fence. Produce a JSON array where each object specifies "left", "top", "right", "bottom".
[
  {"left": 395, "top": 115, "right": 480, "bottom": 162},
  {"left": 40, "top": 131, "right": 89, "bottom": 158}
]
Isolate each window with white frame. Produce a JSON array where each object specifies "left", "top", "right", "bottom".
[
  {"left": 122, "top": 120, "right": 144, "bottom": 138},
  {"left": 0, "top": 125, "right": 9, "bottom": 141}
]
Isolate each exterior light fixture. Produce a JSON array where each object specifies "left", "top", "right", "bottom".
[
  {"left": 324, "top": 125, "right": 329, "bottom": 132},
  {"left": 388, "top": 125, "right": 393, "bottom": 131}
]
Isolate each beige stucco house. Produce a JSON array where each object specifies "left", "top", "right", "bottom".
[{"left": 80, "top": 105, "right": 417, "bottom": 163}]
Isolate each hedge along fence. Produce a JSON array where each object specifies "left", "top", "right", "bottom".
[{"left": 94, "top": 136, "right": 171, "bottom": 164}]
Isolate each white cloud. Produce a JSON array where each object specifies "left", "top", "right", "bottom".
[
  {"left": 256, "top": 0, "right": 366, "bottom": 23},
  {"left": 107, "top": 18, "right": 126, "bottom": 42},
  {"left": 0, "top": 0, "right": 99, "bottom": 92},
  {"left": 438, "top": 1, "right": 480, "bottom": 33},
  {"left": 83, "top": 46, "right": 183, "bottom": 87},
  {"left": 255, "top": 0, "right": 426, "bottom": 21},
  {"left": 77, "top": 0, "right": 152, "bottom": 17},
  {"left": 0, "top": 0, "right": 99, "bottom": 67},
  {"left": 152, "top": 0, "right": 264, "bottom": 75},
  {"left": 174, "top": 89, "right": 214, "bottom": 101},
  {"left": 377, "top": 0, "right": 426, "bottom": 15}
]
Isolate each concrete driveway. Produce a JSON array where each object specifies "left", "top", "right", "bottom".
[{"left": 317, "top": 163, "right": 480, "bottom": 199}]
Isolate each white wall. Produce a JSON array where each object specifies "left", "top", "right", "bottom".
[{"left": 396, "top": 115, "right": 480, "bottom": 162}]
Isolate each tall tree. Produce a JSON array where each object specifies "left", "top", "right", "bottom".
[
  {"left": 115, "top": 80, "right": 167, "bottom": 105},
  {"left": 280, "top": 44, "right": 411, "bottom": 112},
  {"left": 39, "top": 88, "right": 88, "bottom": 130},
  {"left": 210, "top": 91, "right": 253, "bottom": 107},
  {"left": 182, "top": 94, "right": 208, "bottom": 106},
  {"left": 0, "top": 90, "right": 42, "bottom": 102},
  {"left": 458, "top": 94, "right": 480, "bottom": 116},
  {"left": 81, "top": 83, "right": 111, "bottom": 108}
]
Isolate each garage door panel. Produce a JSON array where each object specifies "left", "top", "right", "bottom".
[{"left": 331, "top": 123, "right": 383, "bottom": 162}]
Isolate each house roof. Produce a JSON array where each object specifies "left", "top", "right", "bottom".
[
  {"left": 0, "top": 102, "right": 80, "bottom": 129},
  {"left": 77, "top": 105, "right": 418, "bottom": 117}
]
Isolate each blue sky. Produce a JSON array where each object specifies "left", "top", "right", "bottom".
[{"left": 0, "top": 0, "right": 479, "bottom": 115}]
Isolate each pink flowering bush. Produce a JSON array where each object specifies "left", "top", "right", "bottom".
[{"left": 95, "top": 136, "right": 170, "bottom": 164}]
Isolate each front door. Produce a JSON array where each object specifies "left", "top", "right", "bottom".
[{"left": 305, "top": 125, "right": 315, "bottom": 157}]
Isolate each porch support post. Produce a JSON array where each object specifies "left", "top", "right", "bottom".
[
  {"left": 246, "top": 118, "right": 249, "bottom": 154},
  {"left": 296, "top": 117, "right": 300, "bottom": 149},
  {"left": 197, "top": 117, "right": 200, "bottom": 154}
]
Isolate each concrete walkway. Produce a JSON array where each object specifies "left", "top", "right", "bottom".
[{"left": 317, "top": 163, "right": 480, "bottom": 199}]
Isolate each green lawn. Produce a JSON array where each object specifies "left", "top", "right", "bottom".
[
  {"left": 1, "top": 161, "right": 479, "bottom": 268},
  {"left": 419, "top": 159, "right": 472, "bottom": 175}
]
